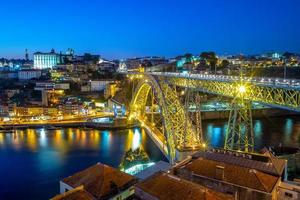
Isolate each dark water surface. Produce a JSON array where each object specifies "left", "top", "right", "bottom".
[
  {"left": 0, "top": 116, "right": 300, "bottom": 199},
  {"left": 203, "top": 116, "right": 300, "bottom": 150},
  {"left": 0, "top": 128, "right": 164, "bottom": 200}
]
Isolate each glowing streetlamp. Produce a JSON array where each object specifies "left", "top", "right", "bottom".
[{"left": 238, "top": 85, "right": 246, "bottom": 94}]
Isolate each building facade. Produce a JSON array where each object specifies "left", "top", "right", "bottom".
[
  {"left": 18, "top": 69, "right": 42, "bottom": 80},
  {"left": 34, "top": 49, "right": 60, "bottom": 69}
]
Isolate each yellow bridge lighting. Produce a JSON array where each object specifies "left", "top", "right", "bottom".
[
  {"left": 128, "top": 114, "right": 133, "bottom": 121},
  {"left": 238, "top": 85, "right": 246, "bottom": 94}
]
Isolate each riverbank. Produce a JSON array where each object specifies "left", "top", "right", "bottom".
[{"left": 0, "top": 118, "right": 139, "bottom": 130}]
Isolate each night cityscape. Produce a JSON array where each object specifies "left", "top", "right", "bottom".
[{"left": 1, "top": 0, "right": 300, "bottom": 200}]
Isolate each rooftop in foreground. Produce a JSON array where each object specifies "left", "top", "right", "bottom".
[
  {"left": 135, "top": 172, "right": 233, "bottom": 200},
  {"left": 176, "top": 149, "right": 285, "bottom": 193},
  {"left": 62, "top": 162, "right": 137, "bottom": 199},
  {"left": 191, "top": 148, "right": 286, "bottom": 176},
  {"left": 50, "top": 186, "right": 94, "bottom": 200}
]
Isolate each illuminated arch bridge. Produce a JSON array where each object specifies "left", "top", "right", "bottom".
[{"left": 127, "top": 72, "right": 300, "bottom": 164}]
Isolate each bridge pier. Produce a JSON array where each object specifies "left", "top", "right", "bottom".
[
  {"left": 225, "top": 88, "right": 254, "bottom": 152},
  {"left": 175, "top": 149, "right": 200, "bottom": 162}
]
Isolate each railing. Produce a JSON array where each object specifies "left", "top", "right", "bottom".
[{"left": 148, "top": 72, "right": 300, "bottom": 90}]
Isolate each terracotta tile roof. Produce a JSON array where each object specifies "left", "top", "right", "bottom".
[
  {"left": 261, "top": 148, "right": 287, "bottom": 175},
  {"left": 62, "top": 163, "right": 137, "bottom": 200},
  {"left": 136, "top": 172, "right": 233, "bottom": 200},
  {"left": 192, "top": 149, "right": 286, "bottom": 176},
  {"left": 183, "top": 158, "right": 279, "bottom": 193},
  {"left": 51, "top": 186, "right": 95, "bottom": 200}
]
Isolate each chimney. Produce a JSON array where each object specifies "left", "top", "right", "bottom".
[{"left": 215, "top": 165, "right": 225, "bottom": 180}]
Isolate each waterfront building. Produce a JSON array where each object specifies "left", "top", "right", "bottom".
[
  {"left": 135, "top": 171, "right": 233, "bottom": 200},
  {"left": 18, "top": 69, "right": 42, "bottom": 80},
  {"left": 58, "top": 163, "right": 137, "bottom": 200},
  {"left": 14, "top": 106, "right": 58, "bottom": 117},
  {"left": 173, "top": 149, "right": 287, "bottom": 200},
  {"left": 59, "top": 102, "right": 84, "bottom": 115},
  {"left": 0, "top": 105, "right": 9, "bottom": 116}
]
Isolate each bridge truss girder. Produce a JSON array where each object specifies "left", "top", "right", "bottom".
[
  {"left": 130, "top": 75, "right": 201, "bottom": 163},
  {"left": 168, "top": 77, "right": 300, "bottom": 112},
  {"left": 163, "top": 76, "right": 298, "bottom": 153}
]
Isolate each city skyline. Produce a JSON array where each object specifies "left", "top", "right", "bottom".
[{"left": 1, "top": 0, "right": 300, "bottom": 59}]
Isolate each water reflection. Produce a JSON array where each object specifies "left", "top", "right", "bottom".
[
  {"left": 133, "top": 128, "right": 142, "bottom": 150},
  {"left": 0, "top": 127, "right": 163, "bottom": 200},
  {"left": 203, "top": 116, "right": 300, "bottom": 150},
  {"left": 0, "top": 128, "right": 152, "bottom": 165},
  {"left": 39, "top": 128, "right": 47, "bottom": 147},
  {"left": 0, "top": 116, "right": 299, "bottom": 199}
]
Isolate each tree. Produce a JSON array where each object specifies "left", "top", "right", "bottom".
[
  {"left": 220, "top": 59, "right": 230, "bottom": 68},
  {"left": 10, "top": 93, "right": 27, "bottom": 106},
  {"left": 282, "top": 52, "right": 294, "bottom": 60},
  {"left": 200, "top": 52, "right": 218, "bottom": 72},
  {"left": 184, "top": 53, "right": 193, "bottom": 64}
]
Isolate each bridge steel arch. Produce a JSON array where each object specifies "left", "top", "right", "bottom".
[
  {"left": 129, "top": 74, "right": 201, "bottom": 163},
  {"left": 125, "top": 72, "right": 300, "bottom": 154}
]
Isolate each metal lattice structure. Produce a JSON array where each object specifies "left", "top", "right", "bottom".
[
  {"left": 125, "top": 71, "right": 300, "bottom": 161},
  {"left": 224, "top": 95, "right": 254, "bottom": 152},
  {"left": 129, "top": 74, "right": 201, "bottom": 163},
  {"left": 184, "top": 88, "right": 203, "bottom": 144},
  {"left": 162, "top": 75, "right": 300, "bottom": 112}
]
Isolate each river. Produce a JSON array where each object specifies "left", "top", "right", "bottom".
[{"left": 0, "top": 116, "right": 300, "bottom": 199}]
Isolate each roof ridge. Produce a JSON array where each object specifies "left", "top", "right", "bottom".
[
  {"left": 98, "top": 164, "right": 106, "bottom": 197},
  {"left": 268, "top": 155, "right": 286, "bottom": 175},
  {"left": 252, "top": 170, "right": 272, "bottom": 192}
]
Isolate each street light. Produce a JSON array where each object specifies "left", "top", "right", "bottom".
[{"left": 238, "top": 85, "right": 246, "bottom": 94}]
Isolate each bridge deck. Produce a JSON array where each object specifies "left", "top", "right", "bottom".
[{"left": 138, "top": 119, "right": 169, "bottom": 159}]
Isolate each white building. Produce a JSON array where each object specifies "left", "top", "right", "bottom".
[
  {"left": 18, "top": 69, "right": 42, "bottom": 80},
  {"left": 34, "top": 82, "right": 70, "bottom": 91},
  {"left": 278, "top": 181, "right": 300, "bottom": 200},
  {"left": 90, "top": 80, "right": 114, "bottom": 91},
  {"left": 34, "top": 49, "right": 60, "bottom": 69}
]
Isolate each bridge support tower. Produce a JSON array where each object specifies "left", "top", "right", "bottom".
[{"left": 224, "top": 85, "right": 254, "bottom": 152}]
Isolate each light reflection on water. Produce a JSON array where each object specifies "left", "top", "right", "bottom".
[
  {"left": 0, "top": 127, "right": 163, "bottom": 200},
  {"left": 4, "top": 128, "right": 146, "bottom": 157},
  {"left": 203, "top": 116, "right": 300, "bottom": 150},
  {"left": 0, "top": 116, "right": 299, "bottom": 199}
]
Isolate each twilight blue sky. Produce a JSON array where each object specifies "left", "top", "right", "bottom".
[{"left": 0, "top": 0, "right": 300, "bottom": 59}]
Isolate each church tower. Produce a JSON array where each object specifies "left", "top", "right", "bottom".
[{"left": 25, "top": 49, "right": 29, "bottom": 61}]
